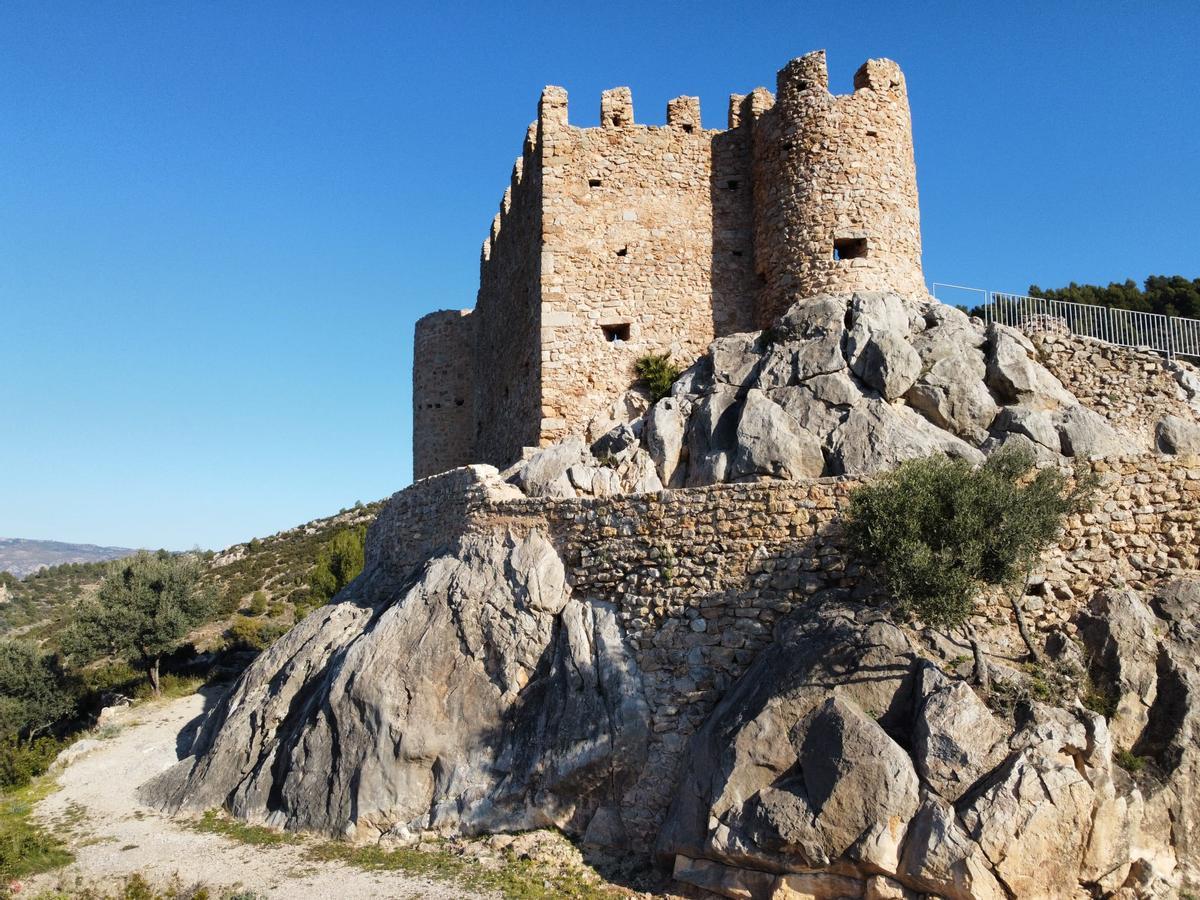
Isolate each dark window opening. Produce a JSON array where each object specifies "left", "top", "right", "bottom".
[
  {"left": 727, "top": 180, "right": 740, "bottom": 190},
  {"left": 866, "top": 129, "right": 878, "bottom": 137},
  {"left": 682, "top": 123, "right": 694, "bottom": 133},
  {"left": 601, "top": 323, "right": 631, "bottom": 343},
  {"left": 588, "top": 178, "right": 602, "bottom": 188},
  {"left": 833, "top": 237, "right": 868, "bottom": 260},
  {"left": 454, "top": 398, "right": 464, "bottom": 407},
  {"left": 731, "top": 250, "right": 744, "bottom": 257},
  {"left": 616, "top": 246, "right": 628, "bottom": 257}
]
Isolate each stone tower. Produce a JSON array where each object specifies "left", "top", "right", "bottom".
[
  {"left": 412, "top": 50, "right": 929, "bottom": 480},
  {"left": 748, "top": 50, "right": 925, "bottom": 325}
]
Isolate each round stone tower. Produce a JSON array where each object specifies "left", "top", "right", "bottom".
[{"left": 751, "top": 50, "right": 926, "bottom": 326}]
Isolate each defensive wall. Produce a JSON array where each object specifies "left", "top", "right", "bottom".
[{"left": 369, "top": 451, "right": 1200, "bottom": 838}]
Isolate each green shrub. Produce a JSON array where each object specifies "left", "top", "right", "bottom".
[
  {"left": 0, "top": 642, "right": 76, "bottom": 743},
  {"left": 845, "top": 450, "right": 1092, "bottom": 631},
  {"left": 1115, "top": 748, "right": 1148, "bottom": 773},
  {"left": 633, "top": 352, "right": 681, "bottom": 402},
  {"left": 226, "top": 617, "right": 288, "bottom": 653},
  {"left": 0, "top": 777, "right": 72, "bottom": 880},
  {"left": 247, "top": 590, "right": 268, "bottom": 617},
  {"left": 0, "top": 736, "right": 62, "bottom": 791},
  {"left": 307, "top": 527, "right": 366, "bottom": 605}
]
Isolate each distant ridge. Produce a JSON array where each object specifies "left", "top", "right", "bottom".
[{"left": 0, "top": 537, "right": 138, "bottom": 579}]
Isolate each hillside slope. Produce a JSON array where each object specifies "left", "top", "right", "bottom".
[{"left": 0, "top": 538, "right": 137, "bottom": 579}]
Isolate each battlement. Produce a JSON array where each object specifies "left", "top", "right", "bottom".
[{"left": 414, "top": 50, "right": 929, "bottom": 478}]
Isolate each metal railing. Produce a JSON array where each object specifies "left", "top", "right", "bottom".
[{"left": 931, "top": 283, "right": 1200, "bottom": 360}]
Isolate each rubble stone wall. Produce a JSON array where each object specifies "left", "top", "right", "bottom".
[
  {"left": 403, "top": 453, "right": 1199, "bottom": 836},
  {"left": 1031, "top": 329, "right": 1200, "bottom": 449}
]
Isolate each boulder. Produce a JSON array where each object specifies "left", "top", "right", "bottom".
[
  {"left": 645, "top": 397, "right": 693, "bottom": 488},
  {"left": 1056, "top": 404, "right": 1127, "bottom": 458},
  {"left": 829, "top": 400, "right": 983, "bottom": 475},
  {"left": 912, "top": 665, "right": 1008, "bottom": 801},
  {"left": 514, "top": 436, "right": 589, "bottom": 497},
  {"left": 905, "top": 350, "right": 998, "bottom": 442},
  {"left": 731, "top": 389, "right": 825, "bottom": 480},
  {"left": 685, "top": 386, "right": 742, "bottom": 487},
  {"left": 712, "top": 332, "right": 765, "bottom": 389},
  {"left": 1077, "top": 589, "right": 1161, "bottom": 747},
  {"left": 984, "top": 324, "right": 1074, "bottom": 408},
  {"left": 849, "top": 329, "right": 922, "bottom": 401},
  {"left": 142, "top": 527, "right": 651, "bottom": 841},
  {"left": 1156, "top": 415, "right": 1200, "bottom": 455}
]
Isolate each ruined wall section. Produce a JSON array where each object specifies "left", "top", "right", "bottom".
[
  {"left": 751, "top": 51, "right": 926, "bottom": 326},
  {"left": 1030, "top": 329, "right": 1200, "bottom": 449},
  {"left": 412, "top": 310, "right": 476, "bottom": 479},
  {"left": 471, "top": 121, "right": 547, "bottom": 468},
  {"left": 537, "top": 89, "right": 757, "bottom": 445}
]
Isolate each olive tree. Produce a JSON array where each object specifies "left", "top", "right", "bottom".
[
  {"left": 844, "top": 449, "right": 1093, "bottom": 687},
  {"left": 0, "top": 642, "right": 75, "bottom": 742},
  {"left": 66, "top": 551, "right": 212, "bottom": 696}
]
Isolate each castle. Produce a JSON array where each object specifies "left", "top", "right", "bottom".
[{"left": 413, "top": 50, "right": 927, "bottom": 479}]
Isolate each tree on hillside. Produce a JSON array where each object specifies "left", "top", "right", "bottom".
[
  {"left": 307, "top": 526, "right": 366, "bottom": 609},
  {"left": 845, "top": 450, "right": 1094, "bottom": 688},
  {"left": 64, "top": 551, "right": 213, "bottom": 696},
  {"left": 0, "top": 642, "right": 75, "bottom": 742},
  {"left": 1029, "top": 275, "right": 1200, "bottom": 320}
]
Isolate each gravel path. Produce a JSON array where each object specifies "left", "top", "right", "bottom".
[{"left": 29, "top": 692, "right": 490, "bottom": 899}]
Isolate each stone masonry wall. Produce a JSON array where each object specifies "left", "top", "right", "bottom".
[
  {"left": 383, "top": 453, "right": 1200, "bottom": 838},
  {"left": 751, "top": 51, "right": 926, "bottom": 326},
  {"left": 1031, "top": 328, "right": 1200, "bottom": 450},
  {"left": 412, "top": 310, "right": 476, "bottom": 479},
  {"left": 471, "top": 122, "right": 546, "bottom": 468},
  {"left": 537, "top": 89, "right": 758, "bottom": 446}
]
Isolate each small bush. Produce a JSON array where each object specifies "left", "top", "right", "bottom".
[
  {"left": 1115, "top": 748, "right": 1148, "bottom": 773},
  {"left": 226, "top": 617, "right": 288, "bottom": 653},
  {"left": 0, "top": 736, "right": 62, "bottom": 790},
  {"left": 247, "top": 591, "right": 268, "bottom": 617},
  {"left": 845, "top": 449, "right": 1093, "bottom": 629},
  {"left": 633, "top": 352, "right": 681, "bottom": 402}
]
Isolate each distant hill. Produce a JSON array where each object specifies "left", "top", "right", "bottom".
[
  {"left": 0, "top": 500, "right": 384, "bottom": 644},
  {"left": 0, "top": 538, "right": 138, "bottom": 579}
]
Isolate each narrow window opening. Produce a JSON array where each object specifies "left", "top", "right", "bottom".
[
  {"left": 727, "top": 180, "right": 740, "bottom": 190},
  {"left": 833, "top": 237, "right": 868, "bottom": 260},
  {"left": 601, "top": 323, "right": 631, "bottom": 343},
  {"left": 865, "top": 129, "right": 878, "bottom": 137},
  {"left": 454, "top": 398, "right": 465, "bottom": 407},
  {"left": 682, "top": 123, "right": 694, "bottom": 133},
  {"left": 616, "top": 246, "right": 628, "bottom": 257},
  {"left": 731, "top": 250, "right": 744, "bottom": 258},
  {"left": 588, "top": 178, "right": 602, "bottom": 188}
]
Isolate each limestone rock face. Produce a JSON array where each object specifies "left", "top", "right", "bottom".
[
  {"left": 497, "top": 293, "right": 1143, "bottom": 499},
  {"left": 659, "top": 593, "right": 1198, "bottom": 899},
  {"left": 142, "top": 527, "right": 650, "bottom": 842}
]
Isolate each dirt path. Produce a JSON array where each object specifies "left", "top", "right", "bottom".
[{"left": 28, "top": 692, "right": 492, "bottom": 899}]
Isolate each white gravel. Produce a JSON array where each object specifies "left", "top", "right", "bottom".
[{"left": 28, "top": 691, "right": 490, "bottom": 899}]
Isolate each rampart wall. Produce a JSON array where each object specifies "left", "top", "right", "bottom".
[
  {"left": 385, "top": 453, "right": 1199, "bottom": 838},
  {"left": 470, "top": 123, "right": 546, "bottom": 469},
  {"left": 1031, "top": 329, "right": 1200, "bottom": 450}
]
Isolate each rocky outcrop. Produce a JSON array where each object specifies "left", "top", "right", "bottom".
[
  {"left": 658, "top": 587, "right": 1200, "bottom": 899},
  {"left": 142, "top": 525, "right": 651, "bottom": 842},
  {"left": 499, "top": 293, "right": 1134, "bottom": 499}
]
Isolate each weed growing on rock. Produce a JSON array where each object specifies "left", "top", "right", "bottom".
[{"left": 633, "top": 353, "right": 681, "bottom": 403}]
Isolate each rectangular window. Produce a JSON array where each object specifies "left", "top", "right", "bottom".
[
  {"left": 834, "top": 237, "right": 868, "bottom": 260},
  {"left": 601, "top": 323, "right": 631, "bottom": 343},
  {"left": 588, "top": 178, "right": 602, "bottom": 188}
]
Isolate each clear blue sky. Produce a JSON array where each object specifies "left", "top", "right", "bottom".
[{"left": 2, "top": 1, "right": 1197, "bottom": 550}]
